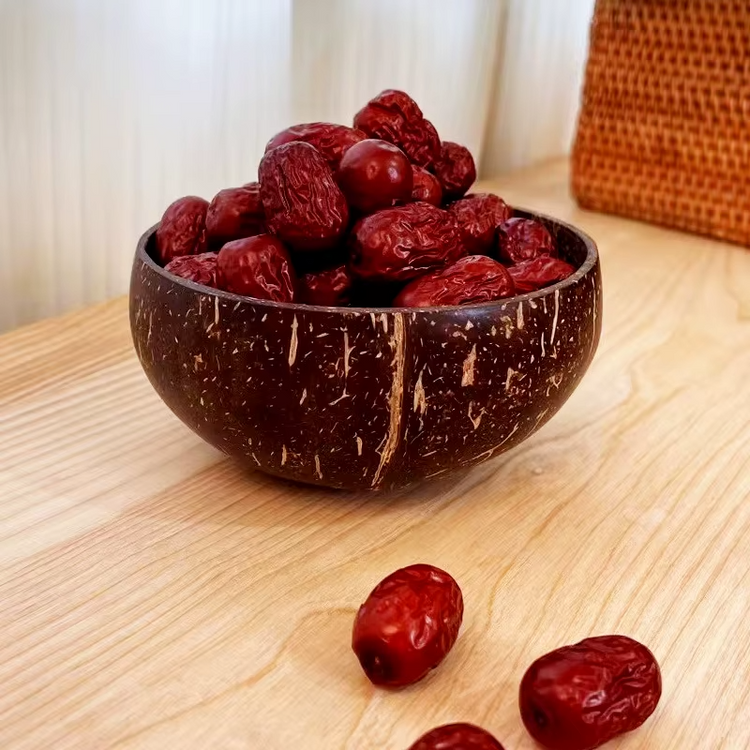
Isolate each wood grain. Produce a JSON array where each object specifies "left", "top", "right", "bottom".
[{"left": 2, "top": 160, "right": 750, "bottom": 749}]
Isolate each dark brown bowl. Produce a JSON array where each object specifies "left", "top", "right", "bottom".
[{"left": 129, "top": 210, "right": 601, "bottom": 491}]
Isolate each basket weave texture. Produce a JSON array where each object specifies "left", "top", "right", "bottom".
[{"left": 572, "top": 0, "right": 750, "bottom": 246}]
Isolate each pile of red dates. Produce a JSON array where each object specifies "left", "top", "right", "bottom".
[
  {"left": 353, "top": 564, "right": 662, "bottom": 750},
  {"left": 155, "top": 90, "right": 575, "bottom": 307}
]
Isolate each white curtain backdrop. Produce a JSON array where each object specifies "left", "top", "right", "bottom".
[{"left": 0, "top": 0, "right": 594, "bottom": 332}]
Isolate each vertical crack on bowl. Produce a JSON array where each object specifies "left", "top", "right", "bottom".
[{"left": 371, "top": 313, "right": 406, "bottom": 488}]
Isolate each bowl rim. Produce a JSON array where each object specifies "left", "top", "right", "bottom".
[{"left": 135, "top": 207, "right": 598, "bottom": 314}]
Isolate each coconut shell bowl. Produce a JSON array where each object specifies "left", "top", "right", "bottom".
[{"left": 129, "top": 210, "right": 601, "bottom": 492}]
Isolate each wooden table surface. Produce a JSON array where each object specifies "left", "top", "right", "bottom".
[{"left": 2, "top": 160, "right": 750, "bottom": 750}]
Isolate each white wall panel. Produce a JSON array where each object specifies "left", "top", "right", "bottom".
[
  {"left": 480, "top": 0, "right": 596, "bottom": 176},
  {"left": 0, "top": 0, "right": 291, "bottom": 331}
]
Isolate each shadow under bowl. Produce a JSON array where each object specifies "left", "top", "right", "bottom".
[{"left": 129, "top": 210, "right": 601, "bottom": 491}]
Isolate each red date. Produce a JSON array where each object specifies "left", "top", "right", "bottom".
[
  {"left": 352, "top": 564, "right": 463, "bottom": 687},
  {"left": 407, "top": 723, "right": 505, "bottom": 750},
  {"left": 449, "top": 193, "right": 512, "bottom": 254},
  {"left": 265, "top": 122, "right": 366, "bottom": 170},
  {"left": 519, "top": 635, "right": 662, "bottom": 750},
  {"left": 164, "top": 252, "right": 218, "bottom": 288},
  {"left": 205, "top": 183, "right": 265, "bottom": 249},
  {"left": 216, "top": 234, "right": 296, "bottom": 302},
  {"left": 497, "top": 217, "right": 555, "bottom": 263},
  {"left": 156, "top": 196, "right": 209, "bottom": 264},
  {"left": 337, "top": 139, "right": 413, "bottom": 213},
  {"left": 394, "top": 255, "right": 515, "bottom": 307},
  {"left": 411, "top": 165, "right": 443, "bottom": 206},
  {"left": 259, "top": 141, "right": 349, "bottom": 252},
  {"left": 299, "top": 264, "right": 353, "bottom": 306},
  {"left": 508, "top": 256, "right": 575, "bottom": 293},
  {"left": 354, "top": 89, "right": 441, "bottom": 169},
  {"left": 349, "top": 203, "right": 464, "bottom": 283},
  {"left": 431, "top": 142, "right": 476, "bottom": 202}
]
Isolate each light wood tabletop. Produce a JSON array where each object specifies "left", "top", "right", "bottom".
[{"left": 1, "top": 160, "right": 749, "bottom": 749}]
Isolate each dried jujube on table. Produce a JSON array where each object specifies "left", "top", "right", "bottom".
[
  {"left": 156, "top": 196, "right": 209, "bottom": 264},
  {"left": 259, "top": 141, "right": 349, "bottom": 252},
  {"left": 449, "top": 193, "right": 512, "bottom": 254},
  {"left": 205, "top": 183, "right": 265, "bottom": 249},
  {"left": 299, "top": 264, "right": 353, "bottom": 306},
  {"left": 519, "top": 635, "right": 662, "bottom": 750},
  {"left": 497, "top": 217, "right": 556, "bottom": 263},
  {"left": 216, "top": 234, "right": 296, "bottom": 302},
  {"left": 509, "top": 256, "right": 575, "bottom": 293},
  {"left": 394, "top": 255, "right": 515, "bottom": 307},
  {"left": 411, "top": 165, "right": 443, "bottom": 206},
  {"left": 352, "top": 564, "right": 463, "bottom": 687},
  {"left": 431, "top": 141, "right": 476, "bottom": 201},
  {"left": 349, "top": 202, "right": 464, "bottom": 283},
  {"left": 164, "top": 252, "right": 218, "bottom": 288},
  {"left": 264, "top": 122, "right": 366, "bottom": 170},
  {"left": 336, "top": 139, "right": 413, "bottom": 213},
  {"left": 354, "top": 89, "right": 441, "bottom": 169},
  {"left": 407, "top": 723, "right": 505, "bottom": 750}
]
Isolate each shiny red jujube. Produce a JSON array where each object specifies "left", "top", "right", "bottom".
[
  {"left": 264, "top": 122, "right": 366, "bottom": 170},
  {"left": 164, "top": 252, "right": 218, "bottom": 288},
  {"left": 497, "top": 217, "right": 555, "bottom": 264},
  {"left": 519, "top": 634, "right": 662, "bottom": 750},
  {"left": 205, "top": 183, "right": 265, "bottom": 249},
  {"left": 352, "top": 564, "right": 463, "bottom": 687},
  {"left": 508, "top": 256, "right": 575, "bottom": 294},
  {"left": 156, "top": 195, "right": 209, "bottom": 264},
  {"left": 411, "top": 165, "right": 443, "bottom": 206},
  {"left": 354, "top": 89, "right": 441, "bottom": 169},
  {"left": 336, "top": 139, "right": 413, "bottom": 213},
  {"left": 431, "top": 141, "right": 476, "bottom": 201},
  {"left": 449, "top": 193, "right": 512, "bottom": 255},
  {"left": 259, "top": 141, "right": 349, "bottom": 252},
  {"left": 394, "top": 255, "right": 515, "bottom": 308},
  {"left": 406, "top": 723, "right": 505, "bottom": 750},
  {"left": 216, "top": 234, "right": 296, "bottom": 302},
  {"left": 349, "top": 202, "right": 464, "bottom": 283}
]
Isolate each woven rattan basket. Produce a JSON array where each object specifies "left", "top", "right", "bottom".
[{"left": 572, "top": 0, "right": 750, "bottom": 247}]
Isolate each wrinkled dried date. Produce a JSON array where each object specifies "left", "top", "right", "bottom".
[
  {"left": 352, "top": 564, "right": 463, "bottom": 687},
  {"left": 206, "top": 183, "right": 265, "bottom": 249},
  {"left": 299, "top": 264, "right": 353, "bottom": 306},
  {"left": 156, "top": 196, "right": 209, "bottom": 264},
  {"left": 164, "top": 252, "right": 218, "bottom": 288},
  {"left": 349, "top": 203, "right": 464, "bottom": 283},
  {"left": 216, "top": 234, "right": 296, "bottom": 302},
  {"left": 497, "top": 217, "right": 555, "bottom": 264},
  {"left": 449, "top": 193, "right": 512, "bottom": 254},
  {"left": 411, "top": 165, "right": 443, "bottom": 206},
  {"left": 259, "top": 141, "right": 349, "bottom": 252},
  {"left": 354, "top": 89, "right": 441, "bottom": 169},
  {"left": 152, "top": 90, "right": 579, "bottom": 314},
  {"left": 509, "top": 256, "right": 575, "bottom": 294},
  {"left": 407, "top": 723, "right": 505, "bottom": 750},
  {"left": 336, "top": 139, "right": 413, "bottom": 213},
  {"left": 431, "top": 141, "right": 476, "bottom": 202},
  {"left": 265, "top": 122, "right": 366, "bottom": 170},
  {"left": 394, "top": 255, "right": 515, "bottom": 307},
  {"left": 519, "top": 635, "right": 662, "bottom": 750}
]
